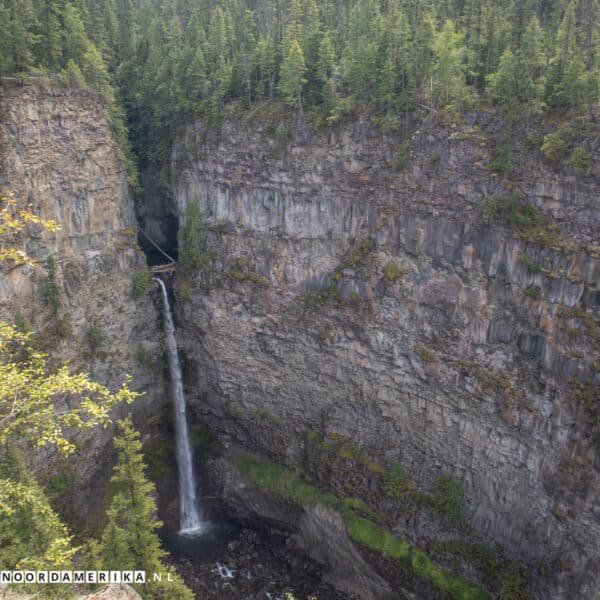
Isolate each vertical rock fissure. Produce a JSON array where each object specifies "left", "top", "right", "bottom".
[{"left": 155, "top": 277, "right": 205, "bottom": 534}]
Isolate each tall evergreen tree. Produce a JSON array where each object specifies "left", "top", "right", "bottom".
[
  {"left": 546, "top": 1, "right": 587, "bottom": 109},
  {"left": 96, "top": 417, "right": 193, "bottom": 600},
  {"left": 432, "top": 19, "right": 469, "bottom": 110},
  {"left": 278, "top": 37, "right": 307, "bottom": 109}
]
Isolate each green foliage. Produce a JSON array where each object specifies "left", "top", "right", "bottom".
[
  {"left": 0, "top": 321, "right": 139, "bottom": 455},
  {"left": 46, "top": 471, "right": 74, "bottom": 499},
  {"left": 426, "top": 541, "right": 530, "bottom": 600},
  {"left": 55, "top": 314, "right": 72, "bottom": 339},
  {"left": 234, "top": 453, "right": 490, "bottom": 600},
  {"left": 132, "top": 268, "right": 151, "bottom": 299},
  {"left": 431, "top": 474, "right": 465, "bottom": 526},
  {"left": 525, "top": 285, "right": 541, "bottom": 300},
  {"left": 394, "top": 143, "right": 410, "bottom": 170},
  {"left": 43, "top": 255, "right": 61, "bottom": 318},
  {"left": 224, "top": 258, "right": 269, "bottom": 286},
  {"left": 416, "top": 345, "right": 438, "bottom": 364},
  {"left": 383, "top": 464, "right": 416, "bottom": 498},
  {"left": 343, "top": 238, "right": 376, "bottom": 269},
  {"left": 301, "top": 283, "right": 343, "bottom": 308},
  {"left": 95, "top": 417, "right": 193, "bottom": 600},
  {"left": 178, "top": 278, "right": 192, "bottom": 301},
  {"left": 85, "top": 323, "right": 104, "bottom": 355},
  {"left": 136, "top": 345, "right": 154, "bottom": 369},
  {"left": 3, "top": 0, "right": 597, "bottom": 178},
  {"left": 541, "top": 133, "right": 568, "bottom": 162},
  {"left": 481, "top": 191, "right": 547, "bottom": 232},
  {"left": 13, "top": 310, "right": 31, "bottom": 334},
  {"left": 570, "top": 147, "right": 592, "bottom": 173},
  {"left": 517, "top": 254, "right": 541, "bottom": 274},
  {"left": 0, "top": 447, "right": 74, "bottom": 597},
  {"left": 308, "top": 432, "right": 385, "bottom": 474},
  {"left": 180, "top": 202, "right": 205, "bottom": 273},
  {"left": 278, "top": 38, "right": 307, "bottom": 109}
]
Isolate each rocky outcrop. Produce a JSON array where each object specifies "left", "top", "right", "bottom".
[
  {"left": 0, "top": 79, "right": 164, "bottom": 527},
  {"left": 172, "top": 114, "right": 599, "bottom": 598}
]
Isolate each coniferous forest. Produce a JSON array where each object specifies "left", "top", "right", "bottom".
[
  {"left": 1, "top": 1, "right": 600, "bottom": 599},
  {"left": 2, "top": 0, "right": 599, "bottom": 176}
]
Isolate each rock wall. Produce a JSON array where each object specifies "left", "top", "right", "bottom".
[
  {"left": 0, "top": 79, "right": 165, "bottom": 526},
  {"left": 172, "top": 114, "right": 600, "bottom": 599}
]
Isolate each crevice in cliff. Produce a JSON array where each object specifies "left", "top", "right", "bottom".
[{"left": 135, "top": 169, "right": 179, "bottom": 265}]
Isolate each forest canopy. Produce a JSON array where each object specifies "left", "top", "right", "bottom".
[{"left": 1, "top": 0, "right": 598, "bottom": 169}]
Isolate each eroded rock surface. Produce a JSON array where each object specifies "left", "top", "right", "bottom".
[
  {"left": 0, "top": 80, "right": 164, "bottom": 526},
  {"left": 172, "top": 115, "right": 600, "bottom": 599}
]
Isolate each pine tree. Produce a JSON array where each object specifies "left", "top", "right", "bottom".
[
  {"left": 546, "top": 1, "right": 587, "bottom": 109},
  {"left": 342, "top": 0, "right": 383, "bottom": 103},
  {"left": 432, "top": 19, "right": 469, "bottom": 111},
  {"left": 207, "top": 6, "right": 230, "bottom": 110},
  {"left": 517, "top": 15, "right": 547, "bottom": 112},
  {"left": 317, "top": 28, "right": 338, "bottom": 111},
  {"left": 62, "top": 3, "right": 88, "bottom": 66},
  {"left": 97, "top": 417, "right": 193, "bottom": 600},
  {"left": 486, "top": 47, "right": 518, "bottom": 110},
  {"left": 36, "top": 0, "right": 65, "bottom": 70},
  {"left": 278, "top": 37, "right": 307, "bottom": 109}
]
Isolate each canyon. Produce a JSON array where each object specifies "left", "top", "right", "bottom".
[{"left": 1, "top": 80, "right": 599, "bottom": 599}]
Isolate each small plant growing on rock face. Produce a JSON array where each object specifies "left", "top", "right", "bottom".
[
  {"left": 13, "top": 311, "right": 31, "bottom": 334},
  {"left": 394, "top": 142, "right": 410, "bottom": 170},
  {"left": 180, "top": 202, "right": 205, "bottom": 273},
  {"left": 43, "top": 255, "right": 61, "bottom": 318},
  {"left": 518, "top": 253, "right": 541, "bottom": 274},
  {"left": 431, "top": 474, "right": 465, "bottom": 526},
  {"left": 132, "top": 268, "right": 151, "bottom": 299},
  {"left": 55, "top": 314, "right": 72, "bottom": 338},
  {"left": 570, "top": 147, "right": 592, "bottom": 173},
  {"left": 275, "top": 122, "right": 289, "bottom": 141},
  {"left": 383, "top": 262, "right": 407, "bottom": 283},
  {"left": 525, "top": 285, "right": 541, "bottom": 300},
  {"left": 85, "top": 323, "right": 104, "bottom": 355},
  {"left": 541, "top": 133, "right": 568, "bottom": 162},
  {"left": 383, "top": 463, "right": 416, "bottom": 498},
  {"left": 136, "top": 345, "right": 154, "bottom": 368}
]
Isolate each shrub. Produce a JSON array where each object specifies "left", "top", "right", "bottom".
[
  {"left": 394, "top": 143, "right": 410, "bottom": 170},
  {"left": 383, "top": 262, "right": 407, "bottom": 283},
  {"left": 136, "top": 345, "right": 154, "bottom": 369},
  {"left": 524, "top": 130, "right": 543, "bottom": 150},
  {"left": 13, "top": 311, "right": 31, "bottom": 334},
  {"left": 517, "top": 254, "right": 541, "bottom": 274},
  {"left": 179, "top": 278, "right": 192, "bottom": 301},
  {"left": 180, "top": 202, "right": 205, "bottom": 273},
  {"left": 541, "top": 133, "right": 568, "bottom": 161},
  {"left": 275, "top": 122, "right": 289, "bottom": 141},
  {"left": 383, "top": 464, "right": 416, "bottom": 498},
  {"left": 570, "top": 147, "right": 592, "bottom": 173},
  {"left": 85, "top": 324, "right": 104, "bottom": 355},
  {"left": 132, "top": 268, "right": 151, "bottom": 299},
  {"left": 431, "top": 474, "right": 465, "bottom": 525},
  {"left": 55, "top": 314, "right": 72, "bottom": 338},
  {"left": 525, "top": 285, "right": 541, "bottom": 300},
  {"left": 43, "top": 255, "right": 61, "bottom": 318},
  {"left": 46, "top": 472, "right": 74, "bottom": 499}
]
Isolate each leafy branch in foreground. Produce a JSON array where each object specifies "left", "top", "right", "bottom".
[
  {"left": 0, "top": 193, "right": 60, "bottom": 265},
  {"left": 0, "top": 322, "right": 139, "bottom": 454}
]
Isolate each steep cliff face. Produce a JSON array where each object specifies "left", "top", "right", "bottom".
[
  {"left": 0, "top": 79, "right": 164, "bottom": 525},
  {"left": 172, "top": 114, "right": 599, "bottom": 598}
]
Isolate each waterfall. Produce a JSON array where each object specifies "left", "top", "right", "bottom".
[{"left": 155, "top": 277, "right": 205, "bottom": 535}]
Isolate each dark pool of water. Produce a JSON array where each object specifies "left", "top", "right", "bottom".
[{"left": 161, "top": 520, "right": 241, "bottom": 563}]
